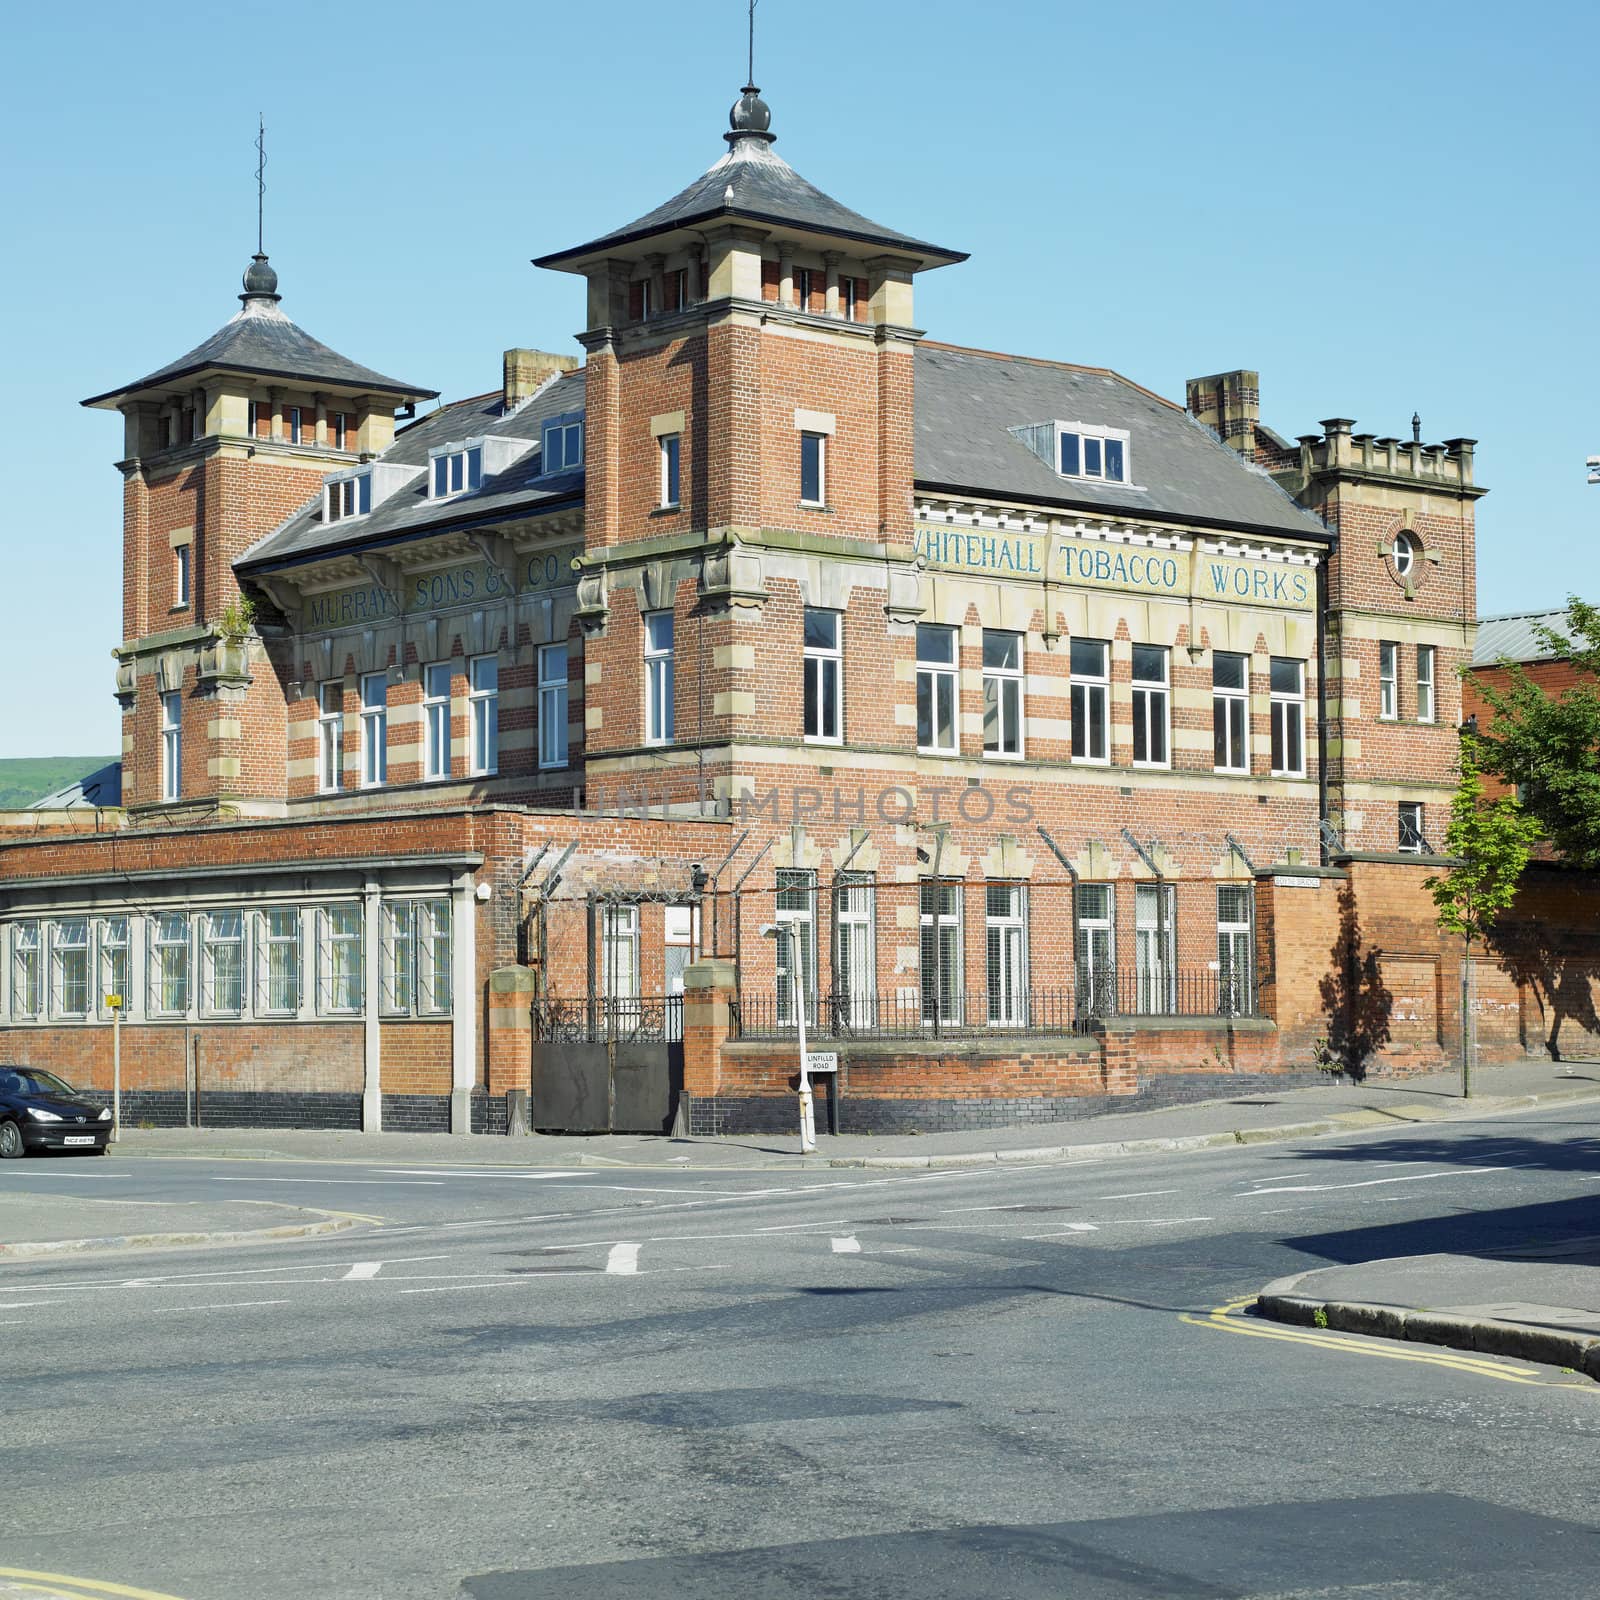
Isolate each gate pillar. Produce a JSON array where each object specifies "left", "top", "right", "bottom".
[
  {"left": 680, "top": 958, "right": 737, "bottom": 1130},
  {"left": 488, "top": 966, "right": 537, "bottom": 1129}
]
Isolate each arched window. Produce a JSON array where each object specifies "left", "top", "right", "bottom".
[{"left": 1393, "top": 530, "right": 1415, "bottom": 577}]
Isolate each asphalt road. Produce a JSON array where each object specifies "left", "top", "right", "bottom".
[{"left": 5, "top": 1103, "right": 1600, "bottom": 1599}]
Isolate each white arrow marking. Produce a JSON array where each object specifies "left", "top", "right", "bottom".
[
  {"left": 342, "top": 1261, "right": 383, "bottom": 1280},
  {"left": 605, "top": 1242, "right": 640, "bottom": 1275}
]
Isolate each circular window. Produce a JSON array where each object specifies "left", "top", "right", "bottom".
[{"left": 1393, "top": 531, "right": 1415, "bottom": 577}]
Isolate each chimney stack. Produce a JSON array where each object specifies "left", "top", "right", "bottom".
[
  {"left": 503, "top": 348, "right": 580, "bottom": 410},
  {"left": 1186, "top": 369, "right": 1261, "bottom": 460}
]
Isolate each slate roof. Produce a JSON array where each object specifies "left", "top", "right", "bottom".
[
  {"left": 236, "top": 369, "right": 586, "bottom": 572},
  {"left": 83, "top": 293, "right": 435, "bottom": 407},
  {"left": 29, "top": 762, "right": 122, "bottom": 810},
  {"left": 1473, "top": 610, "right": 1575, "bottom": 666},
  {"left": 913, "top": 343, "right": 1332, "bottom": 543},
  {"left": 534, "top": 135, "right": 964, "bottom": 270}
]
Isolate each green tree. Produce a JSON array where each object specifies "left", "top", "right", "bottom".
[
  {"left": 1472, "top": 596, "right": 1600, "bottom": 869},
  {"left": 1424, "top": 747, "right": 1542, "bottom": 1097}
]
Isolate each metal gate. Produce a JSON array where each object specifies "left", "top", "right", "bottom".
[{"left": 530, "top": 996, "right": 683, "bottom": 1133}]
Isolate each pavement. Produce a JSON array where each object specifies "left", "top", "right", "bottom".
[{"left": 8, "top": 1055, "right": 1598, "bottom": 1386}]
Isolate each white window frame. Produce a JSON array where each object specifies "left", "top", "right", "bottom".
[
  {"left": 324, "top": 471, "right": 372, "bottom": 524},
  {"left": 97, "top": 916, "right": 130, "bottom": 1019},
  {"left": 1416, "top": 644, "right": 1436, "bottom": 724},
  {"left": 1379, "top": 641, "right": 1398, "bottom": 721},
  {"left": 1131, "top": 644, "right": 1170, "bottom": 769},
  {"left": 1056, "top": 420, "right": 1131, "bottom": 484},
  {"left": 49, "top": 918, "right": 91, "bottom": 1020},
  {"left": 174, "top": 542, "right": 191, "bottom": 609},
  {"left": 644, "top": 612, "right": 675, "bottom": 745},
  {"left": 542, "top": 415, "right": 584, "bottom": 474},
  {"left": 1070, "top": 638, "right": 1110, "bottom": 765},
  {"left": 423, "top": 662, "right": 453, "bottom": 781},
  {"left": 916, "top": 624, "right": 959, "bottom": 755},
  {"left": 318, "top": 680, "right": 344, "bottom": 794},
  {"left": 774, "top": 870, "right": 817, "bottom": 1028},
  {"left": 1217, "top": 885, "right": 1254, "bottom": 1015},
  {"left": 161, "top": 690, "right": 182, "bottom": 802},
  {"left": 1393, "top": 531, "right": 1415, "bottom": 578},
  {"left": 468, "top": 654, "right": 499, "bottom": 776},
  {"left": 148, "top": 912, "right": 191, "bottom": 1019},
  {"left": 1270, "top": 657, "right": 1306, "bottom": 778},
  {"left": 1075, "top": 884, "right": 1115, "bottom": 1016},
  {"left": 1213, "top": 652, "right": 1250, "bottom": 773},
  {"left": 799, "top": 430, "right": 826, "bottom": 507},
  {"left": 332, "top": 411, "right": 348, "bottom": 452},
  {"left": 380, "top": 898, "right": 452, "bottom": 1018},
  {"left": 600, "top": 904, "right": 640, "bottom": 1004},
  {"left": 919, "top": 879, "right": 963, "bottom": 1027},
  {"left": 360, "top": 672, "right": 388, "bottom": 788},
  {"left": 803, "top": 609, "right": 843, "bottom": 744},
  {"left": 316, "top": 904, "right": 363, "bottom": 1015},
  {"left": 199, "top": 908, "right": 246, "bottom": 1019},
  {"left": 659, "top": 432, "right": 681, "bottom": 509},
  {"left": 833, "top": 873, "right": 876, "bottom": 1030},
  {"left": 982, "top": 630, "right": 1024, "bottom": 760},
  {"left": 985, "top": 883, "right": 1028, "bottom": 1027},
  {"left": 429, "top": 443, "right": 484, "bottom": 500},
  {"left": 1398, "top": 801, "right": 1426, "bottom": 855},
  {"left": 288, "top": 405, "right": 303, "bottom": 445},
  {"left": 11, "top": 921, "right": 41, "bottom": 1020},
  {"left": 538, "top": 643, "right": 569, "bottom": 770},
  {"left": 1134, "top": 884, "right": 1175, "bottom": 1015},
  {"left": 256, "top": 906, "right": 302, "bottom": 1017},
  {"left": 840, "top": 275, "right": 860, "bottom": 323}
]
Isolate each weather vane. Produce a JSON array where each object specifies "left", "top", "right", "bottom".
[
  {"left": 255, "top": 115, "right": 267, "bottom": 256},
  {"left": 747, "top": 0, "right": 759, "bottom": 86}
]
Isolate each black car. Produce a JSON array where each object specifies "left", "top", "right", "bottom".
[{"left": 0, "top": 1067, "right": 113, "bottom": 1157}]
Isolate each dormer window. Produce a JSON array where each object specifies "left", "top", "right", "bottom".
[
  {"left": 325, "top": 471, "right": 372, "bottom": 524},
  {"left": 542, "top": 415, "right": 584, "bottom": 474},
  {"left": 430, "top": 444, "right": 483, "bottom": 499},
  {"left": 1057, "top": 423, "right": 1129, "bottom": 484}
]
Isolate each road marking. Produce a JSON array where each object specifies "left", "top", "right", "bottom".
[
  {"left": 209, "top": 1177, "right": 445, "bottom": 1186},
  {"left": 342, "top": 1261, "right": 383, "bottom": 1280},
  {"left": 831, "top": 1235, "right": 861, "bottom": 1253},
  {"left": 1096, "top": 1189, "right": 1179, "bottom": 1200},
  {"left": 0, "top": 1567, "right": 193, "bottom": 1599},
  {"left": 606, "top": 1242, "right": 640, "bottom": 1275},
  {"left": 1180, "top": 1297, "right": 1590, "bottom": 1389},
  {"left": 1244, "top": 1167, "right": 1507, "bottom": 1195},
  {"left": 368, "top": 1169, "right": 594, "bottom": 1179},
  {"left": 151, "top": 1299, "right": 291, "bottom": 1314}
]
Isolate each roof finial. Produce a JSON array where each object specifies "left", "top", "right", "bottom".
[
  {"left": 748, "top": 0, "right": 757, "bottom": 88},
  {"left": 240, "top": 117, "right": 281, "bottom": 308},
  {"left": 1412, "top": 411, "right": 1422, "bottom": 444},
  {"left": 255, "top": 115, "right": 266, "bottom": 256},
  {"left": 727, "top": 0, "right": 775, "bottom": 145}
]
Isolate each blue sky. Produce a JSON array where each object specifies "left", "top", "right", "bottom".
[{"left": 2, "top": 0, "right": 1594, "bottom": 759}]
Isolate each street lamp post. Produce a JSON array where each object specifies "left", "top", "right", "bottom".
[{"left": 761, "top": 919, "right": 815, "bottom": 1154}]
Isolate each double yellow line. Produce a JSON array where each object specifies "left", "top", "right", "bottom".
[
  {"left": 0, "top": 1568, "right": 191, "bottom": 1599},
  {"left": 1180, "top": 1296, "right": 1593, "bottom": 1390}
]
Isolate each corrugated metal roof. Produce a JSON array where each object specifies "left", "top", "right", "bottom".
[{"left": 1473, "top": 610, "right": 1574, "bottom": 666}]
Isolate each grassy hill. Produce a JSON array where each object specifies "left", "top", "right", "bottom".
[{"left": 0, "top": 756, "right": 118, "bottom": 810}]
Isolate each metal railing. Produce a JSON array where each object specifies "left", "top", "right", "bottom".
[
  {"left": 534, "top": 994, "right": 684, "bottom": 1044},
  {"left": 735, "top": 968, "right": 1255, "bottom": 1041}
]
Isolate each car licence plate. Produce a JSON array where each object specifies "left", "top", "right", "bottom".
[{"left": 63, "top": 1135, "right": 97, "bottom": 1146}]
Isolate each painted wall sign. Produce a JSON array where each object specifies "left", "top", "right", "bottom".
[
  {"left": 915, "top": 524, "right": 1315, "bottom": 613},
  {"left": 300, "top": 542, "right": 582, "bottom": 632}
]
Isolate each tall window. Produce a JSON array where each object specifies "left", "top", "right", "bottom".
[
  {"left": 468, "top": 655, "right": 499, "bottom": 775},
  {"left": 795, "top": 267, "right": 814, "bottom": 309},
  {"left": 774, "top": 869, "right": 817, "bottom": 1027},
  {"left": 1074, "top": 885, "right": 1115, "bottom": 1016},
  {"left": 175, "top": 543, "right": 191, "bottom": 609},
  {"left": 916, "top": 624, "right": 958, "bottom": 754},
  {"left": 200, "top": 909, "right": 245, "bottom": 1017},
  {"left": 50, "top": 919, "right": 90, "bottom": 1019},
  {"left": 1213, "top": 652, "right": 1249, "bottom": 772},
  {"left": 258, "top": 907, "right": 301, "bottom": 1016},
  {"left": 360, "top": 673, "right": 387, "bottom": 788},
  {"left": 1379, "top": 641, "right": 1398, "bottom": 720},
  {"left": 149, "top": 912, "right": 190, "bottom": 1017},
  {"left": 318, "top": 904, "right": 363, "bottom": 1014},
  {"left": 659, "top": 432, "right": 681, "bottom": 508},
  {"left": 833, "top": 873, "right": 875, "bottom": 1030},
  {"left": 1217, "top": 886, "right": 1254, "bottom": 1016},
  {"left": 98, "top": 916, "right": 129, "bottom": 1017},
  {"left": 1134, "top": 884, "right": 1175, "bottom": 1014},
  {"left": 919, "top": 879, "right": 962, "bottom": 1026},
  {"left": 1131, "top": 645, "right": 1169, "bottom": 767},
  {"left": 288, "top": 405, "right": 303, "bottom": 445},
  {"left": 381, "top": 899, "right": 452, "bottom": 1017},
  {"left": 985, "top": 883, "right": 1028, "bottom": 1027},
  {"left": 799, "top": 431, "right": 826, "bottom": 506},
  {"left": 539, "top": 644, "right": 569, "bottom": 769},
  {"left": 12, "top": 922, "right": 41, "bottom": 1019},
  {"left": 1270, "top": 657, "right": 1306, "bottom": 777},
  {"left": 333, "top": 411, "right": 348, "bottom": 451},
  {"left": 1070, "top": 638, "right": 1109, "bottom": 763},
  {"left": 424, "top": 662, "right": 452, "bottom": 780},
  {"left": 1416, "top": 645, "right": 1436, "bottom": 724},
  {"left": 803, "top": 609, "right": 842, "bottom": 743},
  {"left": 840, "top": 276, "right": 861, "bottom": 322},
  {"left": 318, "top": 681, "right": 343, "bottom": 793},
  {"left": 600, "top": 904, "right": 640, "bottom": 1004},
  {"left": 1398, "top": 801, "right": 1426, "bottom": 854},
  {"left": 644, "top": 612, "right": 675, "bottom": 744},
  {"left": 982, "top": 630, "right": 1023, "bottom": 759},
  {"left": 161, "top": 690, "right": 182, "bottom": 802}
]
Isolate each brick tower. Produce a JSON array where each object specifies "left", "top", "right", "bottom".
[
  {"left": 82, "top": 254, "right": 435, "bottom": 818},
  {"left": 532, "top": 84, "right": 965, "bottom": 811}
]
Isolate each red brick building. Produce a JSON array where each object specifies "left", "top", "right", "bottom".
[{"left": 2, "top": 85, "right": 1591, "bottom": 1136}]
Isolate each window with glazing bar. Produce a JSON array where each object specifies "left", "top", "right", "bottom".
[
  {"left": 1070, "top": 638, "right": 1109, "bottom": 763},
  {"left": 200, "top": 909, "right": 246, "bottom": 1017},
  {"left": 644, "top": 613, "right": 675, "bottom": 744},
  {"left": 318, "top": 681, "right": 343, "bottom": 793},
  {"left": 803, "top": 609, "right": 842, "bottom": 743},
  {"left": 916, "top": 624, "right": 958, "bottom": 754},
  {"left": 1213, "top": 652, "right": 1250, "bottom": 772},
  {"left": 774, "top": 870, "right": 817, "bottom": 1027},
  {"left": 659, "top": 432, "right": 681, "bottom": 508},
  {"left": 98, "top": 917, "right": 129, "bottom": 1018},
  {"left": 1270, "top": 657, "right": 1305, "bottom": 777},
  {"left": 258, "top": 907, "right": 302, "bottom": 1016},
  {"left": 468, "top": 656, "right": 498, "bottom": 776},
  {"left": 1379, "top": 641, "right": 1398, "bottom": 720},
  {"left": 424, "top": 663, "right": 452, "bottom": 780},
  {"left": 833, "top": 873, "right": 875, "bottom": 1030},
  {"left": 919, "top": 880, "right": 963, "bottom": 1026},
  {"left": 985, "top": 883, "right": 1027, "bottom": 1026},
  {"left": 1416, "top": 645, "right": 1436, "bottom": 723},
  {"left": 1131, "top": 645, "right": 1169, "bottom": 767},
  {"left": 50, "top": 919, "right": 89, "bottom": 1019},
  {"left": 12, "top": 922, "right": 41, "bottom": 1019},
  {"left": 318, "top": 905, "right": 363, "bottom": 1014},
  {"left": 360, "top": 673, "right": 387, "bottom": 788},
  {"left": 982, "top": 630, "right": 1023, "bottom": 758},
  {"left": 161, "top": 691, "right": 182, "bottom": 802},
  {"left": 149, "top": 912, "right": 190, "bottom": 1017},
  {"left": 539, "top": 644, "right": 569, "bottom": 769}
]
